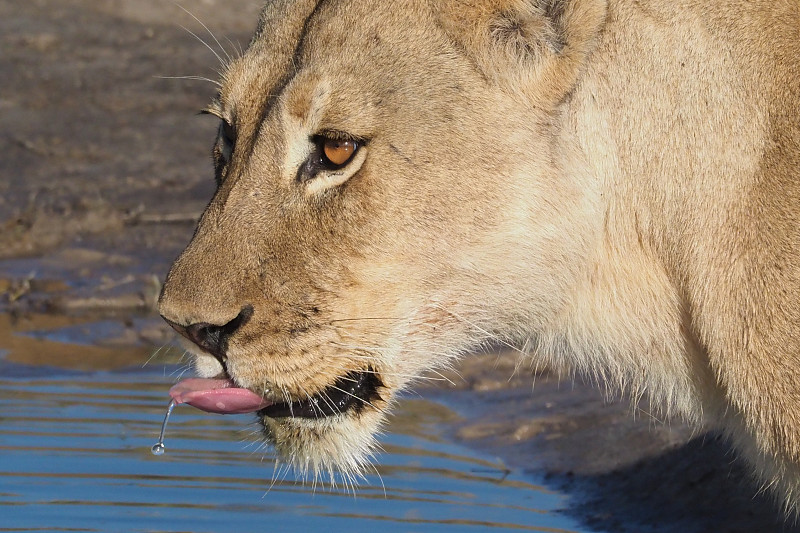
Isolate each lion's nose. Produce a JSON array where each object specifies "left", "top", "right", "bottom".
[{"left": 164, "top": 305, "right": 254, "bottom": 364}]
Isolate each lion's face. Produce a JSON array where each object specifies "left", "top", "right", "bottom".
[{"left": 159, "top": 0, "right": 599, "bottom": 477}]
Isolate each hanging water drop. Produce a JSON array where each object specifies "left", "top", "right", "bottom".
[{"left": 152, "top": 399, "right": 177, "bottom": 456}]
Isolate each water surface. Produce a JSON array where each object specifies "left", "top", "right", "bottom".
[{"left": 0, "top": 313, "right": 589, "bottom": 532}]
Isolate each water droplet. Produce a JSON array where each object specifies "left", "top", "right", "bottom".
[{"left": 152, "top": 399, "right": 177, "bottom": 456}]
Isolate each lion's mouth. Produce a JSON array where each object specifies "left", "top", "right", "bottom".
[
  {"left": 169, "top": 370, "right": 382, "bottom": 419},
  {"left": 260, "top": 370, "right": 382, "bottom": 419}
]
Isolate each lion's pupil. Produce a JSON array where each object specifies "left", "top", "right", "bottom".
[{"left": 323, "top": 139, "right": 356, "bottom": 166}]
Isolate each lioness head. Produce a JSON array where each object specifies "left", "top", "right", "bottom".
[{"left": 159, "top": 0, "right": 606, "bottom": 478}]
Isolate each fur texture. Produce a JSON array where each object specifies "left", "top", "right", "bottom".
[{"left": 159, "top": 0, "right": 800, "bottom": 511}]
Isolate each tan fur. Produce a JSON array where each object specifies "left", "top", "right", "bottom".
[{"left": 158, "top": 0, "right": 800, "bottom": 510}]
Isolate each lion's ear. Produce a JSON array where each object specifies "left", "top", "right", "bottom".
[{"left": 435, "top": 0, "right": 607, "bottom": 107}]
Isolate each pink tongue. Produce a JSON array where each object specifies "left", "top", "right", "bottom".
[{"left": 169, "top": 378, "right": 272, "bottom": 415}]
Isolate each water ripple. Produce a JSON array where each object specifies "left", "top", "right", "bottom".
[{"left": 0, "top": 334, "right": 587, "bottom": 532}]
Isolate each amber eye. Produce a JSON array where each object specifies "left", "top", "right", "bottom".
[
  {"left": 299, "top": 135, "right": 365, "bottom": 183},
  {"left": 322, "top": 139, "right": 358, "bottom": 167}
]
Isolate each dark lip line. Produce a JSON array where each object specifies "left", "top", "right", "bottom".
[{"left": 258, "top": 369, "right": 383, "bottom": 419}]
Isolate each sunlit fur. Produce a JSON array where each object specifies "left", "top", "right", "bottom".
[{"left": 159, "top": 0, "right": 800, "bottom": 512}]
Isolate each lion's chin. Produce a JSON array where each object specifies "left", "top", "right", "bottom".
[
  {"left": 260, "top": 403, "right": 389, "bottom": 481},
  {"left": 254, "top": 368, "right": 392, "bottom": 480}
]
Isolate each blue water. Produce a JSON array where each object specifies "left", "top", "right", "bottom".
[{"left": 0, "top": 315, "right": 588, "bottom": 533}]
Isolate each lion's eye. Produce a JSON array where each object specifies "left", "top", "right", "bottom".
[
  {"left": 299, "top": 134, "right": 365, "bottom": 184},
  {"left": 320, "top": 138, "right": 359, "bottom": 168},
  {"left": 221, "top": 120, "right": 236, "bottom": 150}
]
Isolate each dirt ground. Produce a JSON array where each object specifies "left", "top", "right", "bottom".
[{"left": 1, "top": 1, "right": 795, "bottom": 531}]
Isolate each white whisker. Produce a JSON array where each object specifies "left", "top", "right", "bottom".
[
  {"left": 179, "top": 24, "right": 227, "bottom": 70},
  {"left": 317, "top": 364, "right": 445, "bottom": 384},
  {"left": 329, "top": 384, "right": 379, "bottom": 411},
  {"left": 326, "top": 316, "right": 403, "bottom": 324},
  {"left": 176, "top": 4, "right": 233, "bottom": 66},
  {"left": 317, "top": 389, "right": 343, "bottom": 416},
  {"left": 431, "top": 303, "right": 528, "bottom": 357},
  {"left": 155, "top": 75, "right": 221, "bottom": 87},
  {"left": 369, "top": 462, "right": 387, "bottom": 498},
  {"left": 143, "top": 344, "right": 165, "bottom": 368}
]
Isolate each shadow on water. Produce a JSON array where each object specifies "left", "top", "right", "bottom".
[
  {"left": 427, "top": 355, "right": 800, "bottom": 533},
  {"left": 564, "top": 436, "right": 799, "bottom": 533},
  {"left": 0, "top": 312, "right": 590, "bottom": 533}
]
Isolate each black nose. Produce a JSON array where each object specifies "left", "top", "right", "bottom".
[{"left": 165, "top": 305, "right": 254, "bottom": 364}]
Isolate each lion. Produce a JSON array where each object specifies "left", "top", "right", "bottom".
[{"left": 157, "top": 0, "right": 800, "bottom": 511}]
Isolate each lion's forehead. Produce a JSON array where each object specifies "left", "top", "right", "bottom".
[
  {"left": 218, "top": 0, "right": 318, "bottom": 122},
  {"left": 224, "top": 0, "right": 450, "bottom": 118}
]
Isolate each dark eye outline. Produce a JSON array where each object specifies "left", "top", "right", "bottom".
[
  {"left": 220, "top": 120, "right": 236, "bottom": 154},
  {"left": 200, "top": 98, "right": 236, "bottom": 185},
  {"left": 298, "top": 133, "right": 364, "bottom": 183},
  {"left": 208, "top": 120, "right": 236, "bottom": 186}
]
